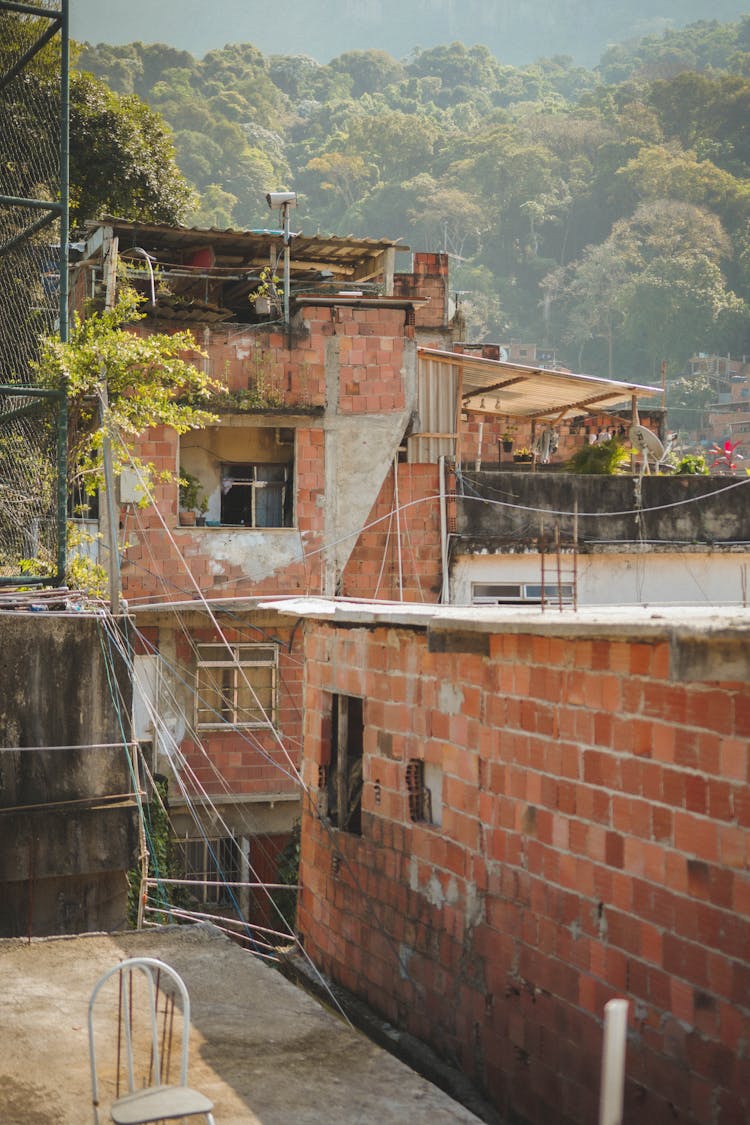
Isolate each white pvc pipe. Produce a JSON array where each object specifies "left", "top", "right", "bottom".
[
  {"left": 599, "top": 998, "right": 628, "bottom": 1125},
  {"left": 439, "top": 455, "right": 450, "bottom": 604}
]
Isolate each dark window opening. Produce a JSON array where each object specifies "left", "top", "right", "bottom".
[
  {"left": 220, "top": 462, "right": 293, "bottom": 528},
  {"left": 406, "top": 759, "right": 432, "bottom": 823},
  {"left": 327, "top": 695, "right": 364, "bottom": 835}
]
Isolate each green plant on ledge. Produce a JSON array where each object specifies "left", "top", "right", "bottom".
[
  {"left": 567, "top": 438, "right": 630, "bottom": 474},
  {"left": 675, "top": 453, "right": 709, "bottom": 476}
]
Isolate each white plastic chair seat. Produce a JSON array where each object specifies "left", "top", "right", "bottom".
[
  {"left": 89, "top": 957, "right": 215, "bottom": 1125},
  {"left": 110, "top": 1083, "right": 214, "bottom": 1124}
]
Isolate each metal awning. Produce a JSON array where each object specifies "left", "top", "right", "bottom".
[
  {"left": 419, "top": 347, "right": 662, "bottom": 422},
  {"left": 88, "top": 218, "right": 409, "bottom": 284}
]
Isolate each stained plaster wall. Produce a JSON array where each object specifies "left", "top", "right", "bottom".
[
  {"left": 455, "top": 472, "right": 750, "bottom": 546},
  {"left": 0, "top": 613, "right": 138, "bottom": 937}
]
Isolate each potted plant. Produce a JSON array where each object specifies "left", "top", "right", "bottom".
[
  {"left": 178, "top": 468, "right": 204, "bottom": 526},
  {"left": 513, "top": 447, "right": 534, "bottom": 463},
  {"left": 501, "top": 428, "right": 516, "bottom": 453},
  {"left": 195, "top": 494, "right": 209, "bottom": 526}
]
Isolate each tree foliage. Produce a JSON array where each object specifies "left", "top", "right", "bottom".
[
  {"left": 73, "top": 16, "right": 750, "bottom": 388},
  {"left": 36, "top": 288, "right": 221, "bottom": 497},
  {"left": 69, "top": 72, "right": 194, "bottom": 225}
]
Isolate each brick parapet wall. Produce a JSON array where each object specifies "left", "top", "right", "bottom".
[
  {"left": 394, "top": 252, "right": 449, "bottom": 329},
  {"left": 298, "top": 621, "right": 750, "bottom": 1125}
]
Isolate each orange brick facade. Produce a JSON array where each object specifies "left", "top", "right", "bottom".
[
  {"left": 104, "top": 250, "right": 453, "bottom": 884},
  {"left": 298, "top": 616, "right": 750, "bottom": 1125}
]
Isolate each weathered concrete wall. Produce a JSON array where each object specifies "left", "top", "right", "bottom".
[
  {"left": 0, "top": 613, "right": 138, "bottom": 937},
  {"left": 456, "top": 471, "right": 750, "bottom": 548},
  {"left": 298, "top": 613, "right": 750, "bottom": 1125}
]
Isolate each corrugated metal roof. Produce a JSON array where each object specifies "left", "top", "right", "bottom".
[
  {"left": 419, "top": 347, "right": 662, "bottom": 422},
  {"left": 89, "top": 218, "right": 408, "bottom": 279}
]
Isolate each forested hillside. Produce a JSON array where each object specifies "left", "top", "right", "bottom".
[
  {"left": 76, "top": 18, "right": 750, "bottom": 390},
  {"left": 71, "top": 0, "right": 747, "bottom": 68}
]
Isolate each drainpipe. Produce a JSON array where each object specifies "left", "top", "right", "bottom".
[
  {"left": 282, "top": 199, "right": 292, "bottom": 326},
  {"left": 439, "top": 454, "right": 450, "bottom": 604},
  {"left": 394, "top": 456, "right": 403, "bottom": 601}
]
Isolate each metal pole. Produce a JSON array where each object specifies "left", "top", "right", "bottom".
[
  {"left": 439, "top": 455, "right": 450, "bottom": 604},
  {"left": 99, "top": 382, "right": 121, "bottom": 614},
  {"left": 56, "top": 0, "right": 70, "bottom": 584},
  {"left": 599, "top": 998, "right": 629, "bottom": 1125},
  {"left": 282, "top": 201, "right": 291, "bottom": 324}
]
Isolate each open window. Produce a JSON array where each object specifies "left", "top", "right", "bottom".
[
  {"left": 180, "top": 425, "right": 295, "bottom": 528},
  {"left": 221, "top": 462, "right": 292, "bottom": 527},
  {"left": 196, "top": 643, "right": 277, "bottom": 730},
  {"left": 327, "top": 695, "right": 364, "bottom": 835}
]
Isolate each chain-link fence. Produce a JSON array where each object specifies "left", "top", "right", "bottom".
[{"left": 0, "top": 0, "right": 68, "bottom": 583}]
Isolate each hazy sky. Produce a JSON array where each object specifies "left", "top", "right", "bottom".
[{"left": 69, "top": 0, "right": 746, "bottom": 67}]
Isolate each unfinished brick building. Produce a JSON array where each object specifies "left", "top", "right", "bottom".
[
  {"left": 70, "top": 221, "right": 462, "bottom": 927},
  {"left": 264, "top": 597, "right": 750, "bottom": 1125}
]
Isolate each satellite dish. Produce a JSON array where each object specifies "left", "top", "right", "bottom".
[
  {"left": 630, "top": 424, "right": 664, "bottom": 459},
  {"left": 629, "top": 425, "right": 674, "bottom": 475}
]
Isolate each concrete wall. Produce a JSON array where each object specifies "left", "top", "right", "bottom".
[
  {"left": 298, "top": 613, "right": 750, "bottom": 1125},
  {"left": 455, "top": 471, "right": 750, "bottom": 548},
  {"left": 0, "top": 613, "right": 139, "bottom": 937}
]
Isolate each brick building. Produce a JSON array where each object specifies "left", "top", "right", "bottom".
[
  {"left": 263, "top": 597, "right": 750, "bottom": 1125},
  {"left": 70, "top": 221, "right": 462, "bottom": 926}
]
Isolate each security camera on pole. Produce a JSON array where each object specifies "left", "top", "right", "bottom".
[{"left": 266, "top": 191, "right": 297, "bottom": 324}]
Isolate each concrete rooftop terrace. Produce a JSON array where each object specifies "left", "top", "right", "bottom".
[{"left": 0, "top": 925, "right": 482, "bottom": 1125}]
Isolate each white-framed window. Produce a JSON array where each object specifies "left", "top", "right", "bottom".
[
  {"left": 175, "top": 834, "right": 239, "bottom": 905},
  {"left": 221, "top": 461, "right": 293, "bottom": 527},
  {"left": 196, "top": 643, "right": 277, "bottom": 729},
  {"left": 471, "top": 581, "right": 574, "bottom": 606}
]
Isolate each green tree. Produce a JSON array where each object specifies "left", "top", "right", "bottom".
[
  {"left": 36, "top": 287, "right": 222, "bottom": 499},
  {"left": 69, "top": 73, "right": 195, "bottom": 226},
  {"left": 328, "top": 49, "right": 405, "bottom": 98},
  {"left": 189, "top": 183, "right": 239, "bottom": 229},
  {"left": 305, "top": 151, "right": 374, "bottom": 209},
  {"left": 543, "top": 241, "right": 631, "bottom": 375}
]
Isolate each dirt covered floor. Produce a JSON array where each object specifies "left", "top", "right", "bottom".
[{"left": 0, "top": 924, "right": 481, "bottom": 1124}]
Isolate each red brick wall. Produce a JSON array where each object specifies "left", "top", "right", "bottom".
[
  {"left": 119, "top": 424, "right": 325, "bottom": 603},
  {"left": 121, "top": 303, "right": 418, "bottom": 605},
  {"left": 395, "top": 252, "right": 448, "bottom": 330},
  {"left": 173, "top": 619, "right": 302, "bottom": 799},
  {"left": 298, "top": 622, "right": 750, "bottom": 1125},
  {"left": 341, "top": 464, "right": 443, "bottom": 602}
]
